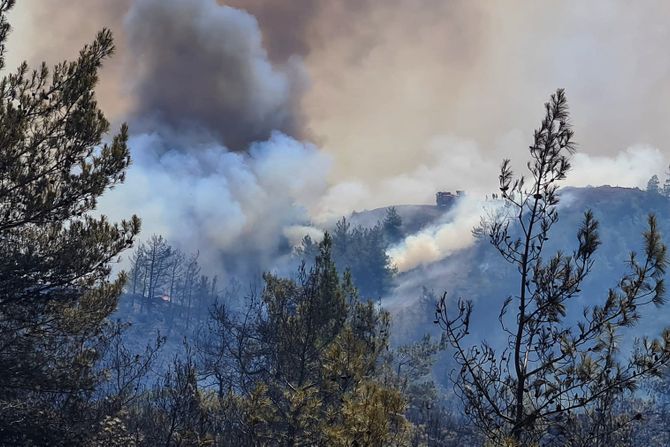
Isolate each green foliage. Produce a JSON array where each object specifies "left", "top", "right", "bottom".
[
  {"left": 199, "top": 234, "right": 412, "bottom": 446},
  {"left": 134, "top": 354, "right": 212, "bottom": 446},
  {"left": 300, "top": 217, "right": 397, "bottom": 299},
  {"left": 0, "top": 3, "right": 140, "bottom": 444},
  {"left": 12, "top": 3, "right": 670, "bottom": 445},
  {"left": 88, "top": 413, "right": 138, "bottom": 447},
  {"left": 384, "top": 206, "right": 404, "bottom": 243}
]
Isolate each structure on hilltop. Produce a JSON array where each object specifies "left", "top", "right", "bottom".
[{"left": 436, "top": 190, "right": 464, "bottom": 207}]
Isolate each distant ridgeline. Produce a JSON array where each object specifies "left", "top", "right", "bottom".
[{"left": 393, "top": 185, "right": 670, "bottom": 343}]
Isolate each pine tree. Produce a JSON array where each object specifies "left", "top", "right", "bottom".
[
  {"left": 383, "top": 206, "right": 404, "bottom": 243},
  {"left": 437, "top": 89, "right": 670, "bottom": 445},
  {"left": 202, "top": 235, "right": 411, "bottom": 446},
  {"left": 663, "top": 165, "right": 670, "bottom": 197},
  {"left": 648, "top": 174, "right": 661, "bottom": 194},
  {"left": 0, "top": 2, "right": 140, "bottom": 443},
  {"left": 299, "top": 217, "right": 397, "bottom": 299}
]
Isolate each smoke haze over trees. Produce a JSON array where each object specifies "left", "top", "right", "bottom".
[{"left": 5, "top": 1, "right": 670, "bottom": 446}]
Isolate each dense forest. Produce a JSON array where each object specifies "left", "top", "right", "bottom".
[{"left": 3, "top": 1, "right": 670, "bottom": 446}]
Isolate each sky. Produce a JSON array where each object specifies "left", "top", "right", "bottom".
[{"left": 7, "top": 0, "right": 670, "bottom": 274}]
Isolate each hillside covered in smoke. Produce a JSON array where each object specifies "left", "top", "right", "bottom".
[
  {"left": 389, "top": 186, "right": 670, "bottom": 339},
  {"left": 6, "top": 0, "right": 670, "bottom": 445},
  {"left": 8, "top": 0, "right": 670, "bottom": 281},
  {"left": 117, "top": 184, "right": 670, "bottom": 367}
]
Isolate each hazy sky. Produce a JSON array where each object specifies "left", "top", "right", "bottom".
[
  {"left": 9, "top": 1, "right": 670, "bottom": 196},
  {"left": 6, "top": 1, "right": 670, "bottom": 273}
]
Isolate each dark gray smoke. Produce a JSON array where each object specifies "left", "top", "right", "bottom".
[
  {"left": 222, "top": 0, "right": 319, "bottom": 62},
  {"left": 93, "top": 0, "right": 329, "bottom": 279},
  {"left": 125, "top": 0, "right": 306, "bottom": 151}
]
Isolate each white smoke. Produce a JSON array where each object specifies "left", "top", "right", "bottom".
[
  {"left": 283, "top": 225, "right": 325, "bottom": 248},
  {"left": 569, "top": 145, "right": 664, "bottom": 189},
  {"left": 315, "top": 135, "right": 501, "bottom": 221},
  {"left": 92, "top": 0, "right": 329, "bottom": 277},
  {"left": 99, "top": 131, "right": 331, "bottom": 275},
  {"left": 384, "top": 143, "right": 665, "bottom": 273},
  {"left": 387, "top": 196, "right": 502, "bottom": 272}
]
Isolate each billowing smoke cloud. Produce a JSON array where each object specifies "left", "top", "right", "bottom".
[
  {"left": 99, "top": 131, "right": 330, "bottom": 275},
  {"left": 126, "top": 0, "right": 306, "bottom": 151},
  {"left": 7, "top": 0, "right": 325, "bottom": 279},
  {"left": 93, "top": 0, "right": 326, "bottom": 276},
  {"left": 11, "top": 1, "right": 670, "bottom": 185},
  {"left": 315, "top": 135, "right": 501, "bottom": 221},
  {"left": 298, "top": 0, "right": 670, "bottom": 187},
  {"left": 9, "top": 0, "right": 670, "bottom": 281},
  {"left": 222, "top": 0, "right": 320, "bottom": 62}
]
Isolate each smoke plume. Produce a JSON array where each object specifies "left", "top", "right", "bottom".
[
  {"left": 92, "top": 0, "right": 325, "bottom": 276},
  {"left": 125, "top": 0, "right": 306, "bottom": 151},
  {"left": 99, "top": 131, "right": 330, "bottom": 275},
  {"left": 11, "top": 1, "right": 670, "bottom": 183},
  {"left": 9, "top": 0, "right": 670, "bottom": 280},
  {"left": 388, "top": 196, "right": 497, "bottom": 272}
]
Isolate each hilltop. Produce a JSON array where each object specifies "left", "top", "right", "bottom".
[{"left": 388, "top": 185, "right": 670, "bottom": 342}]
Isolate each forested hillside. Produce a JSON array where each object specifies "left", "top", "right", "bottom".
[{"left": 5, "top": 1, "right": 670, "bottom": 446}]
